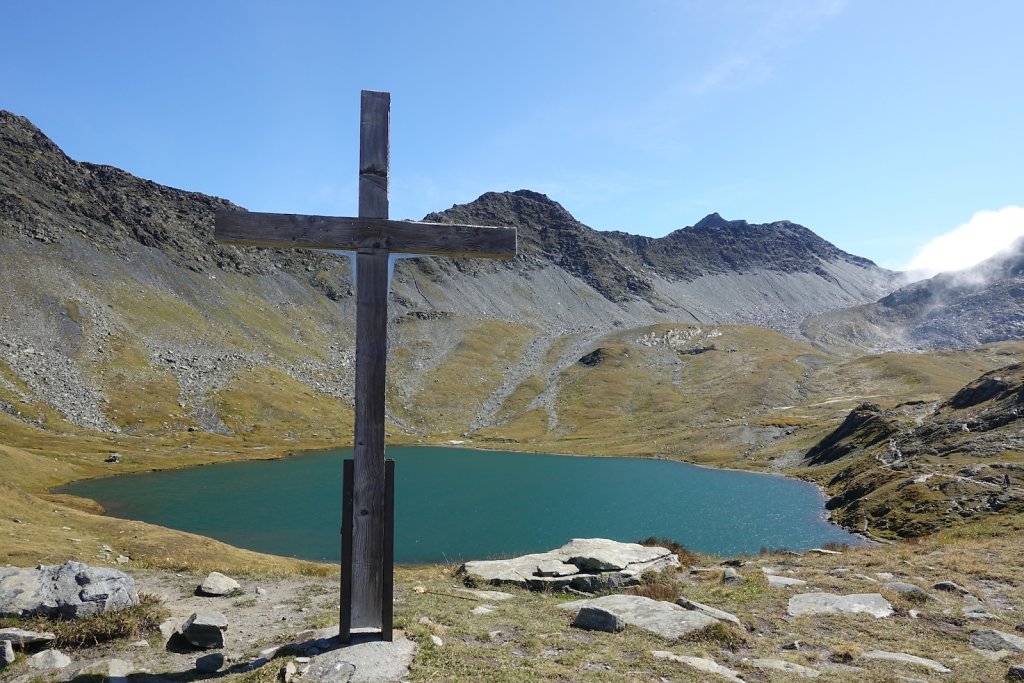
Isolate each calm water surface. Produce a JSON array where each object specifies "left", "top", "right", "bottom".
[{"left": 60, "top": 446, "right": 860, "bottom": 563}]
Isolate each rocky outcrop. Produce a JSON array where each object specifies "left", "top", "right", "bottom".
[
  {"left": 0, "top": 561, "right": 138, "bottom": 619},
  {"left": 560, "top": 594, "right": 719, "bottom": 639},
  {"left": 787, "top": 592, "right": 893, "bottom": 618},
  {"left": 459, "top": 538, "right": 679, "bottom": 592}
]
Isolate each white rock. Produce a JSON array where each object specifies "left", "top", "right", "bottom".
[
  {"left": 766, "top": 574, "right": 807, "bottom": 588},
  {"left": 651, "top": 651, "right": 743, "bottom": 682},
  {"left": 450, "top": 587, "right": 514, "bottom": 601},
  {"left": 861, "top": 650, "right": 951, "bottom": 673},
  {"left": 750, "top": 658, "right": 821, "bottom": 678},
  {"left": 199, "top": 571, "right": 240, "bottom": 596},
  {"left": 675, "top": 598, "right": 741, "bottom": 625},
  {"left": 788, "top": 592, "right": 893, "bottom": 618},
  {"left": 561, "top": 594, "right": 718, "bottom": 639},
  {"left": 471, "top": 604, "right": 496, "bottom": 615},
  {"left": 29, "top": 648, "right": 72, "bottom": 670},
  {"left": 430, "top": 634, "right": 443, "bottom": 647}
]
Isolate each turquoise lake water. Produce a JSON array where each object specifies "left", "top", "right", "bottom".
[{"left": 59, "top": 446, "right": 860, "bottom": 563}]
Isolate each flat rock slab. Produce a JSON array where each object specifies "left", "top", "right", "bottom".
[
  {"left": 0, "top": 627, "right": 55, "bottom": 645},
  {"left": 0, "top": 561, "right": 138, "bottom": 618},
  {"left": 970, "top": 629, "right": 1024, "bottom": 653},
  {"left": 449, "top": 587, "right": 513, "bottom": 601},
  {"left": 750, "top": 658, "right": 821, "bottom": 678},
  {"left": 301, "top": 634, "right": 416, "bottom": 682},
  {"left": 675, "top": 598, "right": 741, "bottom": 625},
  {"left": 861, "top": 650, "right": 951, "bottom": 673},
  {"left": 461, "top": 538, "right": 678, "bottom": 591},
  {"left": 788, "top": 592, "right": 893, "bottom": 618},
  {"left": 651, "top": 651, "right": 743, "bottom": 683},
  {"left": 766, "top": 574, "right": 807, "bottom": 588},
  {"left": 560, "top": 594, "right": 718, "bottom": 639}
]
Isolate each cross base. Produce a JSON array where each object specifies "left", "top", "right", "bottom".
[{"left": 340, "top": 457, "right": 395, "bottom": 643}]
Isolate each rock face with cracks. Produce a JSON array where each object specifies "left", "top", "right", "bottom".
[
  {"left": 0, "top": 561, "right": 138, "bottom": 619},
  {"left": 459, "top": 538, "right": 679, "bottom": 591}
]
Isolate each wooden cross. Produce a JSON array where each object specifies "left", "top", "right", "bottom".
[{"left": 214, "top": 90, "right": 517, "bottom": 641}]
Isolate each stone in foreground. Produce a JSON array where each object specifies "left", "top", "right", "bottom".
[
  {"left": 765, "top": 573, "right": 807, "bottom": 588},
  {"left": 675, "top": 597, "right": 741, "bottom": 625},
  {"left": 0, "top": 640, "right": 13, "bottom": 667},
  {"left": 460, "top": 538, "right": 679, "bottom": 592},
  {"left": 970, "top": 629, "right": 1024, "bottom": 653},
  {"left": 560, "top": 594, "right": 718, "bottom": 639},
  {"left": 749, "top": 658, "right": 820, "bottom": 678},
  {"left": 571, "top": 606, "right": 626, "bottom": 633},
  {"left": 29, "top": 649, "right": 71, "bottom": 670},
  {"left": 196, "top": 652, "right": 226, "bottom": 673},
  {"left": 861, "top": 650, "right": 951, "bottom": 673},
  {"left": 651, "top": 651, "right": 743, "bottom": 683},
  {"left": 0, "top": 561, "right": 138, "bottom": 618},
  {"left": 199, "top": 571, "right": 240, "bottom": 596},
  {"left": 788, "top": 592, "right": 893, "bottom": 618},
  {"left": 182, "top": 611, "right": 228, "bottom": 649},
  {"left": 300, "top": 633, "right": 417, "bottom": 682},
  {"left": 0, "top": 627, "right": 55, "bottom": 645}
]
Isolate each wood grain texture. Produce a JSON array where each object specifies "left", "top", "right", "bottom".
[
  {"left": 359, "top": 90, "right": 389, "bottom": 219},
  {"left": 339, "top": 458, "right": 354, "bottom": 642},
  {"left": 350, "top": 247, "right": 389, "bottom": 629},
  {"left": 215, "top": 210, "right": 517, "bottom": 259}
]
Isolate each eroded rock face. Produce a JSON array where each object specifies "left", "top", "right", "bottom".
[
  {"left": 459, "top": 538, "right": 679, "bottom": 592},
  {"left": 0, "top": 562, "right": 138, "bottom": 619}
]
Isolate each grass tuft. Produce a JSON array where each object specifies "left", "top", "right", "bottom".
[
  {"left": 680, "top": 621, "right": 748, "bottom": 651},
  {"left": 636, "top": 536, "right": 700, "bottom": 567},
  {"left": 16, "top": 593, "right": 168, "bottom": 649}
]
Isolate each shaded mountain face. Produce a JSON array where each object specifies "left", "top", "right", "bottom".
[
  {"left": 803, "top": 363, "right": 1024, "bottom": 538},
  {"left": 0, "top": 110, "right": 900, "bottom": 437},
  {"left": 805, "top": 239, "right": 1024, "bottom": 351}
]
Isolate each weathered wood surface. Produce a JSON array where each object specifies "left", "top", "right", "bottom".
[
  {"left": 214, "top": 211, "right": 516, "bottom": 258},
  {"left": 359, "top": 90, "right": 389, "bottom": 219}
]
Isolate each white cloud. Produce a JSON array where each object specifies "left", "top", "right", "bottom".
[{"left": 905, "top": 206, "right": 1024, "bottom": 280}]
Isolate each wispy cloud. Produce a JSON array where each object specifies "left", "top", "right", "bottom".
[{"left": 905, "top": 206, "right": 1024, "bottom": 280}]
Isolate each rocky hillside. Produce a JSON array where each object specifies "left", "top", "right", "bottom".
[
  {"left": 801, "top": 363, "right": 1024, "bottom": 538},
  {"left": 805, "top": 239, "right": 1024, "bottom": 351},
  {"left": 0, "top": 110, "right": 900, "bottom": 441}
]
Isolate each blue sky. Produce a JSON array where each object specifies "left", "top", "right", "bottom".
[{"left": 3, "top": 1, "right": 1022, "bottom": 272}]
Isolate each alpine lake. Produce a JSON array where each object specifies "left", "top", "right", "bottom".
[{"left": 60, "top": 446, "right": 861, "bottom": 564}]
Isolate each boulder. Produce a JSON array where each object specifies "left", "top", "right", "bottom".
[
  {"left": 571, "top": 606, "right": 626, "bottom": 633},
  {"left": 788, "top": 592, "right": 893, "bottom": 618},
  {"left": 301, "top": 633, "right": 416, "bottom": 682},
  {"left": 29, "top": 649, "right": 72, "bottom": 670},
  {"left": 196, "top": 652, "right": 225, "bottom": 672},
  {"left": 198, "top": 571, "right": 240, "bottom": 596},
  {"left": 651, "top": 651, "right": 743, "bottom": 682},
  {"left": 560, "top": 594, "right": 718, "bottom": 639},
  {"left": 460, "top": 538, "right": 679, "bottom": 592},
  {"left": 883, "top": 582, "right": 937, "bottom": 601},
  {"left": 1008, "top": 664, "right": 1024, "bottom": 681},
  {"left": 181, "top": 611, "right": 228, "bottom": 649},
  {"left": 970, "top": 629, "right": 1024, "bottom": 653},
  {"left": 0, "top": 640, "right": 14, "bottom": 667},
  {"left": 721, "top": 567, "right": 744, "bottom": 584},
  {"left": 861, "top": 650, "right": 951, "bottom": 673},
  {"left": 933, "top": 580, "right": 971, "bottom": 596},
  {"left": 675, "top": 598, "right": 741, "bottom": 625},
  {"left": 0, "top": 561, "right": 138, "bottom": 619}
]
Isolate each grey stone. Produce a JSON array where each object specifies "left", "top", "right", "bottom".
[
  {"left": 560, "top": 594, "right": 718, "bottom": 639},
  {"left": 970, "top": 629, "right": 1024, "bottom": 653},
  {"left": 963, "top": 595, "right": 999, "bottom": 619},
  {"left": 182, "top": 611, "right": 228, "bottom": 649},
  {"left": 766, "top": 574, "right": 807, "bottom": 588},
  {"left": 460, "top": 538, "right": 679, "bottom": 591},
  {"left": 159, "top": 618, "right": 178, "bottom": 641},
  {"left": 430, "top": 634, "right": 443, "bottom": 647},
  {"left": 281, "top": 661, "right": 298, "bottom": 683},
  {"left": 675, "top": 598, "right": 741, "bottom": 625},
  {"left": 721, "top": 567, "right": 744, "bottom": 584},
  {"left": 301, "top": 633, "right": 417, "bottom": 682},
  {"left": 750, "top": 658, "right": 821, "bottom": 678},
  {"left": 883, "top": 582, "right": 937, "bottom": 601},
  {"left": 861, "top": 650, "right": 951, "bottom": 673},
  {"left": 808, "top": 548, "right": 842, "bottom": 555},
  {"left": 471, "top": 604, "right": 496, "bottom": 615},
  {"left": 0, "top": 627, "right": 55, "bottom": 645},
  {"left": 0, "top": 561, "right": 138, "bottom": 618},
  {"left": 788, "top": 592, "right": 893, "bottom": 618},
  {"left": 199, "top": 571, "right": 240, "bottom": 596},
  {"left": 1008, "top": 664, "right": 1024, "bottom": 681},
  {"left": 0, "top": 640, "right": 13, "bottom": 667},
  {"left": 651, "top": 651, "right": 743, "bottom": 682},
  {"left": 933, "top": 580, "right": 971, "bottom": 595},
  {"left": 196, "top": 652, "right": 225, "bottom": 672},
  {"left": 29, "top": 648, "right": 72, "bottom": 670},
  {"left": 450, "top": 587, "right": 513, "bottom": 601},
  {"left": 571, "top": 606, "right": 626, "bottom": 632}
]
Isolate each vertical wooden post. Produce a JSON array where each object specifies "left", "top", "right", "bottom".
[{"left": 350, "top": 90, "right": 391, "bottom": 633}]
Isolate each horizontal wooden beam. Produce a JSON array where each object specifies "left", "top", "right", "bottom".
[{"left": 215, "top": 210, "right": 517, "bottom": 260}]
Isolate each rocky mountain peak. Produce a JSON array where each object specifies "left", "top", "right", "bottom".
[{"left": 692, "top": 212, "right": 746, "bottom": 230}]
